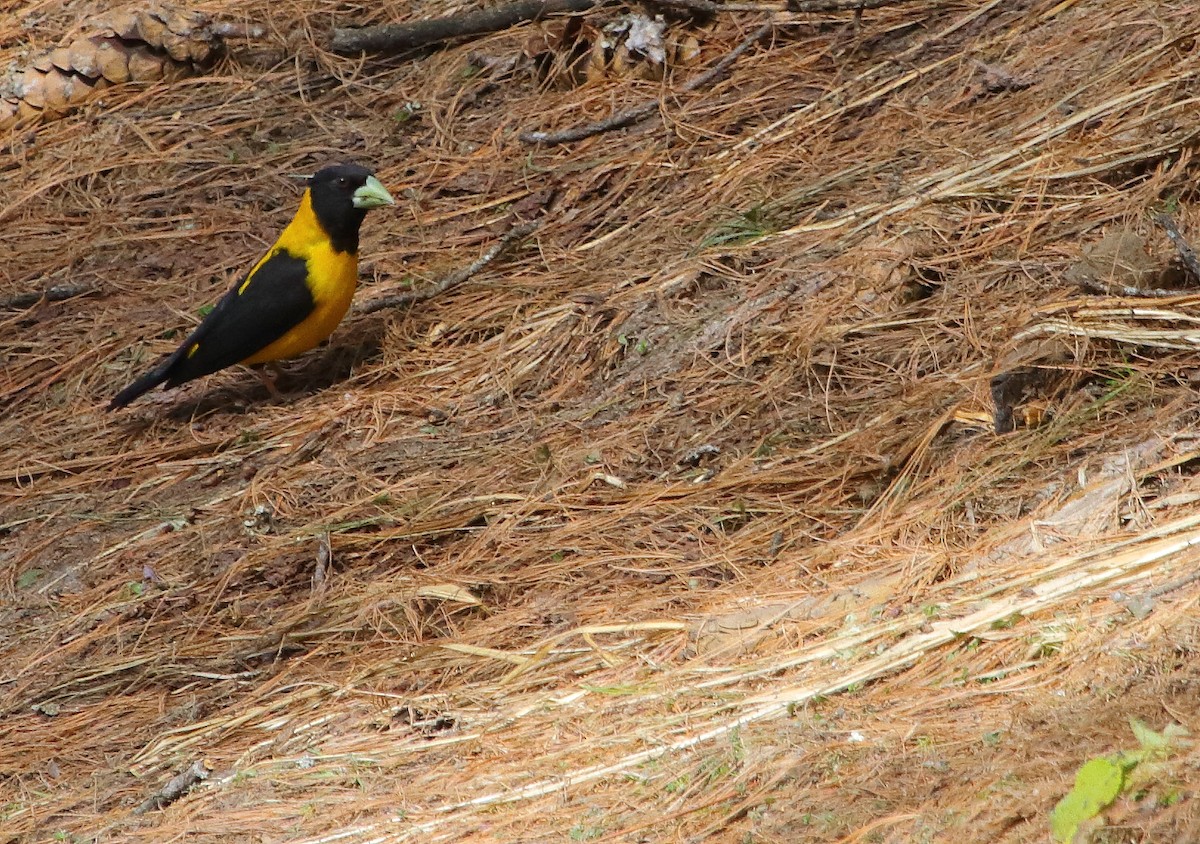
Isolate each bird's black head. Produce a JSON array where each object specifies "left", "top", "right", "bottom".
[{"left": 307, "top": 163, "right": 395, "bottom": 254}]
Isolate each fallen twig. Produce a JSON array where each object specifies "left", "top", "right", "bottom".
[
  {"left": 521, "top": 21, "right": 774, "bottom": 144},
  {"left": 132, "top": 758, "right": 211, "bottom": 814},
  {"left": 1075, "top": 277, "right": 1184, "bottom": 299},
  {"left": 0, "top": 283, "right": 97, "bottom": 310},
  {"left": 1154, "top": 212, "right": 1200, "bottom": 283},
  {"left": 357, "top": 221, "right": 542, "bottom": 315},
  {"left": 1113, "top": 565, "right": 1200, "bottom": 619},
  {"left": 1142, "top": 566, "right": 1200, "bottom": 599},
  {"left": 330, "top": 0, "right": 603, "bottom": 54},
  {"left": 788, "top": 0, "right": 928, "bottom": 10},
  {"left": 641, "top": 0, "right": 921, "bottom": 12},
  {"left": 650, "top": 0, "right": 785, "bottom": 13}
]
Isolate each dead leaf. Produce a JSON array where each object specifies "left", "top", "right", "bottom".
[
  {"left": 1065, "top": 229, "right": 1159, "bottom": 290},
  {"left": 974, "top": 60, "right": 1035, "bottom": 94},
  {"left": 853, "top": 233, "right": 925, "bottom": 292},
  {"left": 416, "top": 584, "right": 481, "bottom": 605}
]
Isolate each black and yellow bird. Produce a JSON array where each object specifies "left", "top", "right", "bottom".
[{"left": 108, "top": 162, "right": 395, "bottom": 410}]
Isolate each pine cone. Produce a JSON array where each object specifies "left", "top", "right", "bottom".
[{"left": 0, "top": 3, "right": 241, "bottom": 131}]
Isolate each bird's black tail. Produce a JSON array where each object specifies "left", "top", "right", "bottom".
[{"left": 108, "top": 349, "right": 185, "bottom": 410}]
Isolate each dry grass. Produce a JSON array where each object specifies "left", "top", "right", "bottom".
[{"left": 5, "top": 0, "right": 1200, "bottom": 841}]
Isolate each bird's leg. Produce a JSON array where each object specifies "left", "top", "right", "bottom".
[{"left": 252, "top": 364, "right": 285, "bottom": 400}]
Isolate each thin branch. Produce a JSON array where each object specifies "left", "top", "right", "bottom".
[
  {"left": 330, "top": 0, "right": 603, "bottom": 54},
  {"left": 1075, "top": 277, "right": 1185, "bottom": 299},
  {"left": 787, "top": 0, "right": 928, "bottom": 10},
  {"left": 521, "top": 21, "right": 774, "bottom": 144},
  {"left": 1144, "top": 565, "right": 1200, "bottom": 599},
  {"left": 0, "top": 283, "right": 97, "bottom": 310},
  {"left": 1154, "top": 212, "right": 1200, "bottom": 283},
  {"left": 132, "top": 759, "right": 211, "bottom": 815},
  {"left": 357, "top": 221, "right": 542, "bottom": 315},
  {"left": 649, "top": 0, "right": 786, "bottom": 13},
  {"left": 1113, "top": 565, "right": 1200, "bottom": 619}
]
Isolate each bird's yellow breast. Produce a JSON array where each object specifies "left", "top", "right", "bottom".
[{"left": 240, "top": 190, "right": 359, "bottom": 365}]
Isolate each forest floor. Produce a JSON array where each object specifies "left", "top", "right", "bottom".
[{"left": 4, "top": 0, "right": 1200, "bottom": 841}]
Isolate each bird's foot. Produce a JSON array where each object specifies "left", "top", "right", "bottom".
[{"left": 252, "top": 364, "right": 285, "bottom": 400}]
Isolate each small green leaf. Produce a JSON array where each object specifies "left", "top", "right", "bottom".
[
  {"left": 1050, "top": 756, "right": 1127, "bottom": 842},
  {"left": 664, "top": 775, "right": 689, "bottom": 794},
  {"left": 990, "top": 612, "right": 1023, "bottom": 630},
  {"left": 16, "top": 568, "right": 44, "bottom": 590},
  {"left": 1129, "top": 717, "right": 1167, "bottom": 756},
  {"left": 393, "top": 102, "right": 422, "bottom": 122},
  {"left": 197, "top": 304, "right": 215, "bottom": 317}
]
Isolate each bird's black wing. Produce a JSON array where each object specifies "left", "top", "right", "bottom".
[
  {"left": 166, "top": 249, "right": 315, "bottom": 383},
  {"left": 109, "top": 249, "right": 313, "bottom": 408}
]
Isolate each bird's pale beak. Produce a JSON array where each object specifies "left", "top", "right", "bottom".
[{"left": 353, "top": 176, "right": 395, "bottom": 210}]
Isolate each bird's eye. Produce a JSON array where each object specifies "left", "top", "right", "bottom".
[{"left": 336, "top": 177, "right": 348, "bottom": 187}]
